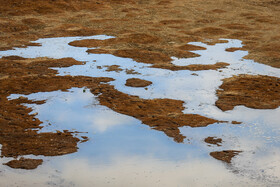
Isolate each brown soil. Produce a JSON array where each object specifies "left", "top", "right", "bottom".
[
  {"left": 210, "top": 150, "right": 242, "bottom": 163},
  {"left": 0, "top": 0, "right": 279, "bottom": 68},
  {"left": 4, "top": 158, "right": 43, "bottom": 170},
  {"left": 125, "top": 78, "right": 152, "bottom": 87},
  {"left": 204, "top": 137, "right": 222, "bottom": 146},
  {"left": 91, "top": 84, "right": 220, "bottom": 143},
  {"left": 216, "top": 75, "right": 280, "bottom": 111}
]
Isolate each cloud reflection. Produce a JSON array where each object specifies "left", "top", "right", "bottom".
[
  {"left": 1, "top": 35, "right": 280, "bottom": 185},
  {"left": 9, "top": 88, "right": 135, "bottom": 133}
]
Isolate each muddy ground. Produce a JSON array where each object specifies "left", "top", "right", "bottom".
[
  {"left": 0, "top": 0, "right": 280, "bottom": 67},
  {"left": 216, "top": 75, "right": 280, "bottom": 111},
  {"left": 0, "top": 0, "right": 279, "bottom": 168}
]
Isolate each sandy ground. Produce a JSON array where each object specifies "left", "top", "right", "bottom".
[{"left": 0, "top": 0, "right": 279, "bottom": 168}]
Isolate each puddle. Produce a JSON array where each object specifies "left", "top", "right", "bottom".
[{"left": 0, "top": 36, "right": 280, "bottom": 186}]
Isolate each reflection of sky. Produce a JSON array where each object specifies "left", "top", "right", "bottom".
[
  {"left": 8, "top": 88, "right": 199, "bottom": 161},
  {"left": 1, "top": 154, "right": 269, "bottom": 187},
  {"left": 171, "top": 39, "right": 247, "bottom": 65},
  {"left": 9, "top": 88, "right": 135, "bottom": 133},
  {"left": 1, "top": 36, "right": 280, "bottom": 186}
]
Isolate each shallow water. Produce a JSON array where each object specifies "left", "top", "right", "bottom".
[{"left": 0, "top": 36, "right": 280, "bottom": 186}]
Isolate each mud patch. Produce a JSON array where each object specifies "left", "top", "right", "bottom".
[
  {"left": 4, "top": 158, "right": 43, "bottom": 170},
  {"left": 210, "top": 150, "right": 242, "bottom": 163},
  {"left": 216, "top": 75, "right": 280, "bottom": 111},
  {"left": 125, "top": 78, "right": 152, "bottom": 87},
  {"left": 204, "top": 137, "right": 222, "bottom": 146}
]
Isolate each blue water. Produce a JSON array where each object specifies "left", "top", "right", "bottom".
[{"left": 0, "top": 36, "right": 280, "bottom": 186}]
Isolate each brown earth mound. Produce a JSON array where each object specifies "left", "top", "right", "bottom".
[
  {"left": 125, "top": 78, "right": 152, "bottom": 87},
  {"left": 4, "top": 158, "right": 43, "bottom": 170},
  {"left": 216, "top": 75, "right": 280, "bottom": 111}
]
